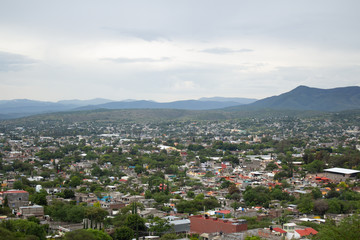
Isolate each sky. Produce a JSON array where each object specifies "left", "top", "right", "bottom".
[{"left": 1, "top": 0, "right": 360, "bottom": 102}]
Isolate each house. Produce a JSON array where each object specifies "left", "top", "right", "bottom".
[
  {"left": 214, "top": 210, "right": 231, "bottom": 218},
  {"left": 0, "top": 190, "right": 29, "bottom": 209},
  {"left": 19, "top": 205, "right": 44, "bottom": 218},
  {"left": 294, "top": 228, "right": 318, "bottom": 239},
  {"left": 139, "top": 208, "right": 165, "bottom": 218},
  {"left": 163, "top": 216, "right": 190, "bottom": 233},
  {"left": 324, "top": 168, "right": 360, "bottom": 182},
  {"left": 272, "top": 227, "right": 287, "bottom": 237},
  {"left": 190, "top": 215, "right": 247, "bottom": 234},
  {"left": 283, "top": 222, "right": 296, "bottom": 233}
]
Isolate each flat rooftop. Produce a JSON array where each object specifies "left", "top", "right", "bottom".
[{"left": 324, "top": 167, "right": 360, "bottom": 175}]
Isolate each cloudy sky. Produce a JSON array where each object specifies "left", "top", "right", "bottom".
[{"left": 1, "top": 0, "right": 360, "bottom": 102}]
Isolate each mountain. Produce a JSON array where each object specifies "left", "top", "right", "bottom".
[
  {"left": 198, "top": 97, "right": 257, "bottom": 104},
  {"left": 0, "top": 99, "right": 72, "bottom": 114},
  {"left": 77, "top": 100, "right": 243, "bottom": 111},
  {"left": 0, "top": 98, "right": 246, "bottom": 119},
  {"left": 230, "top": 86, "right": 360, "bottom": 112},
  {"left": 57, "top": 98, "right": 113, "bottom": 106},
  {"left": 1, "top": 86, "right": 359, "bottom": 120},
  {"left": 0, "top": 98, "right": 114, "bottom": 119}
]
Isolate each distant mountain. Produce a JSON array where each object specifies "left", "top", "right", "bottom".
[
  {"left": 57, "top": 98, "right": 112, "bottom": 106},
  {"left": 229, "top": 86, "right": 360, "bottom": 112},
  {"left": 199, "top": 97, "right": 257, "bottom": 104},
  {"left": 1, "top": 86, "right": 359, "bottom": 120},
  {"left": 0, "top": 98, "right": 114, "bottom": 119},
  {"left": 77, "top": 100, "right": 243, "bottom": 111},
  {"left": 0, "top": 99, "right": 72, "bottom": 114},
  {"left": 0, "top": 98, "right": 247, "bottom": 119}
]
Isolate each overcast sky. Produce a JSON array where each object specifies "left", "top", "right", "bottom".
[{"left": 1, "top": 0, "right": 360, "bottom": 102}]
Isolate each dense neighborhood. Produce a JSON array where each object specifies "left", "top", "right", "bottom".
[{"left": 0, "top": 113, "right": 359, "bottom": 240}]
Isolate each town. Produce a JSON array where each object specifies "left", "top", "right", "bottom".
[{"left": 0, "top": 112, "right": 359, "bottom": 240}]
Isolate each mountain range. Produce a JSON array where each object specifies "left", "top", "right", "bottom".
[
  {"left": 0, "top": 86, "right": 359, "bottom": 119},
  {"left": 0, "top": 97, "right": 255, "bottom": 119},
  {"left": 229, "top": 85, "right": 360, "bottom": 112}
]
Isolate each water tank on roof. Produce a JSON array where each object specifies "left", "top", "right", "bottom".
[{"left": 35, "top": 185, "right": 42, "bottom": 193}]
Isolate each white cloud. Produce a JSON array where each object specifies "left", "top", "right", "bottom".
[
  {"left": 0, "top": 51, "right": 38, "bottom": 71},
  {"left": 201, "top": 48, "right": 253, "bottom": 54},
  {"left": 0, "top": 1, "right": 359, "bottom": 101},
  {"left": 172, "top": 80, "right": 196, "bottom": 91}
]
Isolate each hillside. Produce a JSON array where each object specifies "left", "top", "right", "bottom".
[
  {"left": 77, "top": 100, "right": 243, "bottom": 111},
  {"left": 229, "top": 86, "right": 360, "bottom": 112}
]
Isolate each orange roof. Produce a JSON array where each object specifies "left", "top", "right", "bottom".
[
  {"left": 273, "top": 227, "right": 286, "bottom": 234},
  {"left": 295, "top": 228, "right": 318, "bottom": 237},
  {"left": 215, "top": 210, "right": 231, "bottom": 214}
]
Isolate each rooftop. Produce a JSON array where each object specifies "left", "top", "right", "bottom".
[{"left": 324, "top": 167, "right": 360, "bottom": 175}]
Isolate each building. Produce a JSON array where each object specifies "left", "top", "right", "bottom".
[
  {"left": 0, "top": 190, "right": 29, "bottom": 209},
  {"left": 19, "top": 205, "right": 44, "bottom": 218},
  {"left": 163, "top": 216, "right": 190, "bottom": 233},
  {"left": 190, "top": 215, "right": 247, "bottom": 234},
  {"left": 294, "top": 228, "right": 318, "bottom": 239},
  {"left": 324, "top": 168, "right": 360, "bottom": 182}
]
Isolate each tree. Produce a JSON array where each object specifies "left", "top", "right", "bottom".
[
  {"left": 311, "top": 188, "right": 322, "bottom": 199},
  {"left": 64, "top": 229, "right": 96, "bottom": 240},
  {"left": 304, "top": 160, "right": 325, "bottom": 173},
  {"left": 63, "top": 189, "right": 75, "bottom": 199},
  {"left": 231, "top": 202, "right": 242, "bottom": 218},
  {"left": 85, "top": 206, "right": 108, "bottom": 229},
  {"left": 86, "top": 228, "right": 112, "bottom": 240},
  {"left": 243, "top": 186, "right": 271, "bottom": 207},
  {"left": 265, "top": 162, "right": 278, "bottom": 171},
  {"left": 187, "top": 191, "right": 195, "bottom": 198},
  {"left": 313, "top": 199, "right": 329, "bottom": 215},
  {"left": 245, "top": 236, "right": 263, "bottom": 240},
  {"left": 228, "top": 184, "right": 240, "bottom": 195},
  {"left": 148, "top": 217, "right": 174, "bottom": 236},
  {"left": 114, "top": 226, "right": 134, "bottom": 240},
  {"left": 124, "top": 214, "right": 146, "bottom": 233},
  {"left": 0, "top": 219, "right": 47, "bottom": 240},
  {"left": 314, "top": 214, "right": 360, "bottom": 240},
  {"left": 30, "top": 190, "right": 48, "bottom": 206},
  {"left": 297, "top": 195, "right": 314, "bottom": 214},
  {"left": 69, "top": 175, "right": 82, "bottom": 188},
  {"left": 13, "top": 180, "right": 24, "bottom": 190}
]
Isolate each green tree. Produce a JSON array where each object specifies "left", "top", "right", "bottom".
[
  {"left": 125, "top": 214, "right": 146, "bottom": 231},
  {"left": 69, "top": 175, "right": 82, "bottom": 188},
  {"left": 245, "top": 236, "right": 263, "bottom": 240},
  {"left": 297, "top": 195, "right": 314, "bottom": 214},
  {"left": 148, "top": 217, "right": 174, "bottom": 236},
  {"left": 64, "top": 229, "right": 96, "bottom": 240},
  {"left": 30, "top": 190, "right": 48, "bottom": 206},
  {"left": 0, "top": 219, "right": 47, "bottom": 240},
  {"left": 314, "top": 214, "right": 360, "bottom": 240},
  {"left": 85, "top": 206, "right": 108, "bottom": 229},
  {"left": 86, "top": 228, "right": 112, "bottom": 240},
  {"left": 311, "top": 188, "right": 322, "bottom": 199},
  {"left": 243, "top": 186, "right": 271, "bottom": 207},
  {"left": 114, "top": 226, "right": 134, "bottom": 240}
]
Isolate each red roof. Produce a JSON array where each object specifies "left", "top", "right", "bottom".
[
  {"left": 215, "top": 210, "right": 231, "bottom": 214},
  {"left": 295, "top": 228, "right": 318, "bottom": 237},
  {"left": 273, "top": 227, "right": 286, "bottom": 234},
  {"left": 1, "top": 190, "right": 28, "bottom": 194}
]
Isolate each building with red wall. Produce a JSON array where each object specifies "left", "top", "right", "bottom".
[{"left": 190, "top": 215, "right": 247, "bottom": 234}]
